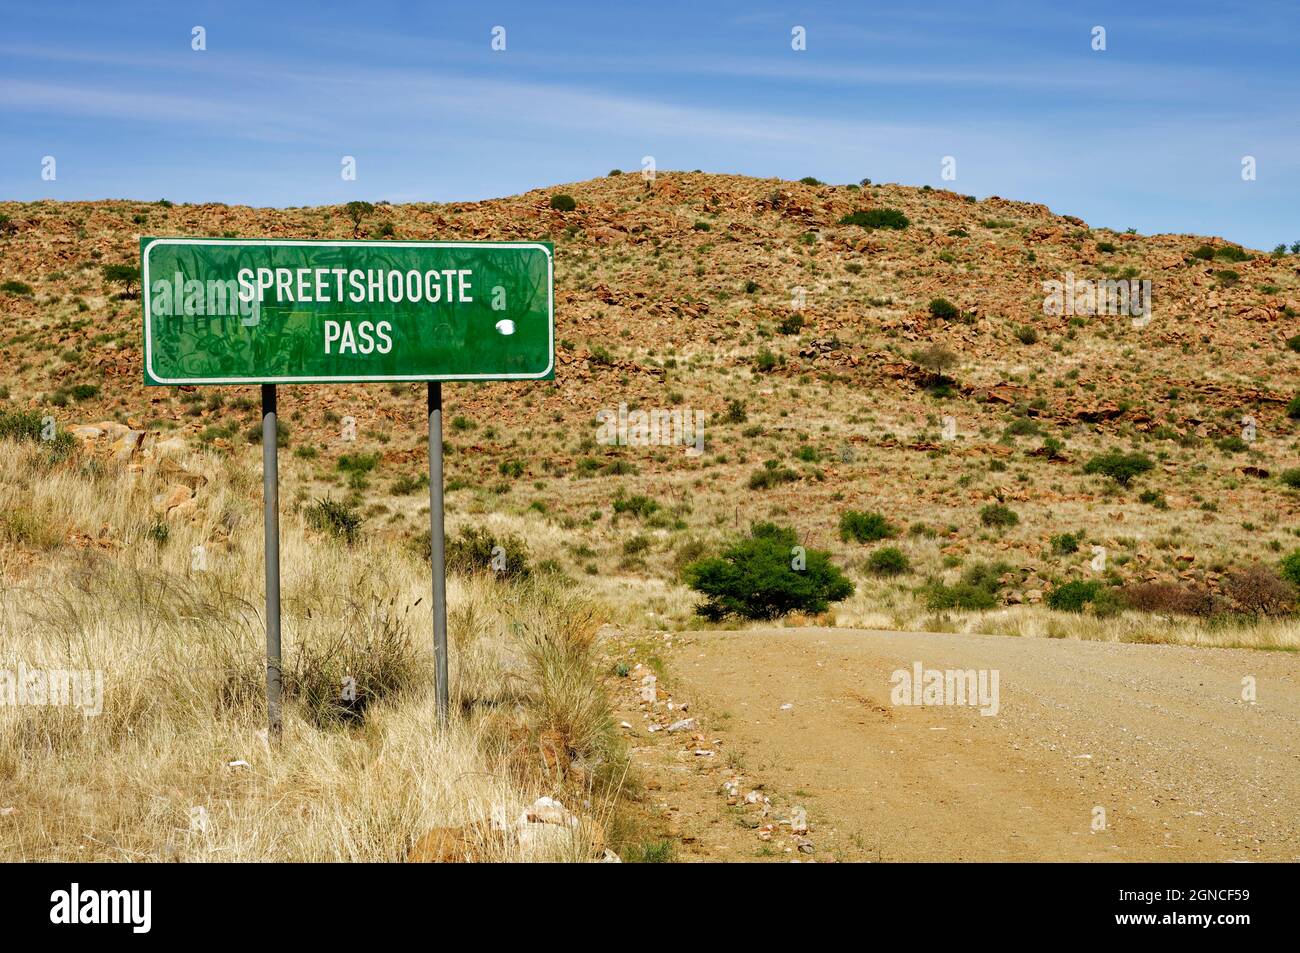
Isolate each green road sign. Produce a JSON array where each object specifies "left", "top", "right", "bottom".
[{"left": 140, "top": 238, "right": 553, "bottom": 385}]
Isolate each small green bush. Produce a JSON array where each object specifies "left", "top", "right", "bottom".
[
  {"left": 839, "top": 510, "right": 896, "bottom": 543},
  {"left": 337, "top": 452, "right": 380, "bottom": 474},
  {"left": 443, "top": 525, "right": 531, "bottom": 580},
  {"left": 979, "top": 504, "right": 1019, "bottom": 529},
  {"left": 684, "top": 523, "right": 854, "bottom": 620},
  {"left": 1050, "top": 532, "right": 1081, "bottom": 555},
  {"left": 612, "top": 492, "right": 661, "bottom": 519},
  {"left": 748, "top": 463, "right": 798, "bottom": 490},
  {"left": 549, "top": 193, "right": 577, "bottom": 212},
  {"left": 1280, "top": 549, "right": 1300, "bottom": 590},
  {"left": 839, "top": 208, "right": 909, "bottom": 230},
  {"left": 928, "top": 297, "right": 960, "bottom": 320},
  {"left": 1215, "top": 245, "right": 1251, "bottom": 262},
  {"left": 1083, "top": 450, "right": 1154, "bottom": 486},
  {"left": 777, "top": 313, "right": 805, "bottom": 335},
  {"left": 1279, "top": 468, "right": 1300, "bottom": 489},
  {"left": 960, "top": 560, "right": 1014, "bottom": 592},
  {"left": 924, "top": 581, "right": 997, "bottom": 611},
  {"left": 0, "top": 410, "right": 75, "bottom": 460},
  {"left": 1046, "top": 580, "right": 1102, "bottom": 612},
  {"left": 1287, "top": 394, "right": 1300, "bottom": 420},
  {"left": 866, "top": 546, "right": 911, "bottom": 576},
  {"left": 101, "top": 263, "right": 141, "bottom": 296},
  {"left": 305, "top": 497, "right": 363, "bottom": 545}
]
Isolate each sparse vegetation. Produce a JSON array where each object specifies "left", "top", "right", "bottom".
[
  {"left": 1083, "top": 450, "right": 1154, "bottom": 487},
  {"left": 839, "top": 510, "right": 896, "bottom": 543},
  {"left": 839, "top": 208, "right": 909, "bottom": 230}
]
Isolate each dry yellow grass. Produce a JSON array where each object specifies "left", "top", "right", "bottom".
[{"left": 0, "top": 438, "right": 622, "bottom": 861}]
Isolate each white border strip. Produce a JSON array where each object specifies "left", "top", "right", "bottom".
[{"left": 142, "top": 238, "right": 554, "bottom": 385}]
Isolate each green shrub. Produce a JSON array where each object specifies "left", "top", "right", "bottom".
[
  {"left": 1083, "top": 450, "right": 1154, "bottom": 486},
  {"left": 304, "top": 497, "right": 363, "bottom": 545},
  {"left": 1004, "top": 417, "right": 1039, "bottom": 437},
  {"left": 866, "top": 546, "right": 911, "bottom": 576},
  {"left": 777, "top": 313, "right": 805, "bottom": 335},
  {"left": 961, "top": 560, "right": 1014, "bottom": 592},
  {"left": 748, "top": 461, "right": 798, "bottom": 489},
  {"left": 337, "top": 452, "right": 380, "bottom": 474},
  {"left": 1015, "top": 325, "right": 1039, "bottom": 345},
  {"left": 839, "top": 208, "right": 909, "bottom": 230},
  {"left": 1191, "top": 244, "right": 1215, "bottom": 261},
  {"left": 1046, "top": 580, "right": 1102, "bottom": 612},
  {"left": 549, "top": 193, "right": 577, "bottom": 212},
  {"left": 1280, "top": 549, "right": 1300, "bottom": 590},
  {"left": 612, "top": 491, "right": 661, "bottom": 519},
  {"left": 928, "top": 297, "right": 960, "bottom": 320},
  {"left": 1280, "top": 468, "right": 1300, "bottom": 489},
  {"left": 1287, "top": 394, "right": 1300, "bottom": 420},
  {"left": 0, "top": 409, "right": 75, "bottom": 459},
  {"left": 684, "top": 523, "right": 854, "bottom": 620},
  {"left": 979, "top": 503, "right": 1019, "bottom": 528},
  {"left": 839, "top": 510, "right": 896, "bottom": 543},
  {"left": 442, "top": 525, "right": 531, "bottom": 580},
  {"left": 102, "top": 263, "right": 142, "bottom": 297},
  {"left": 246, "top": 420, "right": 290, "bottom": 445},
  {"left": 1, "top": 279, "right": 33, "bottom": 296},
  {"left": 798, "top": 176, "right": 823, "bottom": 186},
  {"left": 924, "top": 581, "right": 997, "bottom": 611},
  {"left": 1050, "top": 532, "right": 1081, "bottom": 555},
  {"left": 344, "top": 201, "right": 375, "bottom": 235}
]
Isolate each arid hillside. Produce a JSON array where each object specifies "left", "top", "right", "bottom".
[{"left": 2, "top": 172, "right": 1300, "bottom": 640}]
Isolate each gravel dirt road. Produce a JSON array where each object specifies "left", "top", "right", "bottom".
[{"left": 650, "top": 628, "right": 1300, "bottom": 861}]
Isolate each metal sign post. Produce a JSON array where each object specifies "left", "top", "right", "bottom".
[
  {"left": 140, "top": 237, "right": 553, "bottom": 738},
  {"left": 427, "top": 382, "right": 449, "bottom": 725},
  {"left": 261, "top": 384, "right": 282, "bottom": 737}
]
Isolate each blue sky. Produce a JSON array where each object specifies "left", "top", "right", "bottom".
[{"left": 2, "top": 0, "right": 1296, "bottom": 248}]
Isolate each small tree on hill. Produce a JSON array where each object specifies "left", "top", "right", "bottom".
[
  {"left": 1083, "top": 450, "right": 1154, "bottom": 487},
  {"left": 912, "top": 343, "right": 959, "bottom": 383},
  {"left": 101, "top": 263, "right": 141, "bottom": 297},
  {"left": 684, "top": 522, "right": 854, "bottom": 620},
  {"left": 345, "top": 201, "right": 375, "bottom": 237}
]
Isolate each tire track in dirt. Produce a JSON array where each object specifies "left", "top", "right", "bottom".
[{"left": 654, "top": 628, "right": 1300, "bottom": 861}]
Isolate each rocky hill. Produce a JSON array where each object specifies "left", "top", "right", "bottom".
[{"left": 2, "top": 172, "right": 1299, "bottom": 629}]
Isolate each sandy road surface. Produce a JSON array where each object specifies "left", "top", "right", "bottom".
[{"left": 668, "top": 628, "right": 1300, "bottom": 861}]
